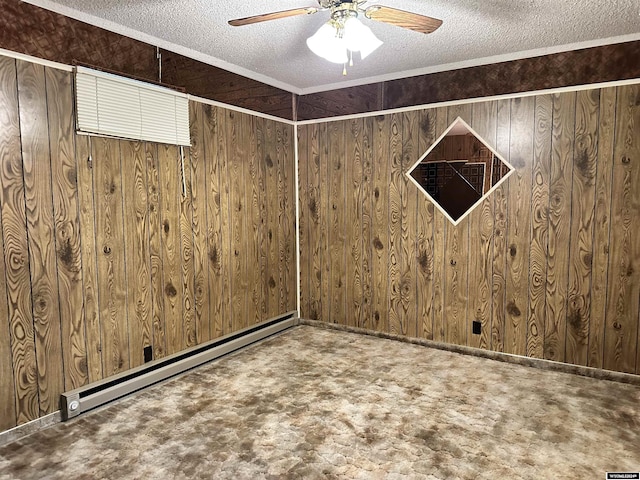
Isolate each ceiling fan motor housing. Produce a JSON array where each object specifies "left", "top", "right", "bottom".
[
  {"left": 331, "top": 2, "right": 359, "bottom": 23},
  {"left": 319, "top": 0, "right": 366, "bottom": 9}
]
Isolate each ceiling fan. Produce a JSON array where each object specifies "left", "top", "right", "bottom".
[{"left": 228, "top": 0, "right": 442, "bottom": 73}]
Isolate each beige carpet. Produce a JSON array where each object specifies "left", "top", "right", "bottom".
[{"left": 0, "top": 325, "right": 638, "bottom": 479}]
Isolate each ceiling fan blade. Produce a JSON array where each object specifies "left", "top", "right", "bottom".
[
  {"left": 364, "top": 6, "right": 442, "bottom": 34},
  {"left": 229, "top": 7, "right": 318, "bottom": 26}
]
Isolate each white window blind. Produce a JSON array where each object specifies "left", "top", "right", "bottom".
[{"left": 75, "top": 66, "right": 191, "bottom": 146}]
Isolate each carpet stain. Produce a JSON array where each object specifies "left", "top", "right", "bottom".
[{"left": 0, "top": 326, "right": 639, "bottom": 479}]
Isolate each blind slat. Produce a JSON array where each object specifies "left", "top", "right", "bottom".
[{"left": 75, "top": 73, "right": 98, "bottom": 131}]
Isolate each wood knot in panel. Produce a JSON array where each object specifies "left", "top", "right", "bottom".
[
  {"left": 506, "top": 301, "right": 521, "bottom": 317},
  {"left": 165, "top": 283, "right": 177, "bottom": 297}
]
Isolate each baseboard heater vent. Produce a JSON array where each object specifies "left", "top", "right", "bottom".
[{"left": 61, "top": 312, "right": 299, "bottom": 421}]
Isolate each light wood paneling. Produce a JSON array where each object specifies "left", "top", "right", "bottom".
[
  {"left": 0, "top": 56, "right": 297, "bottom": 433},
  {"left": 467, "top": 103, "right": 494, "bottom": 349},
  {"left": 566, "top": 89, "right": 599, "bottom": 366},
  {"left": 491, "top": 99, "right": 511, "bottom": 352},
  {"left": 76, "top": 135, "right": 103, "bottom": 381},
  {"left": 217, "top": 107, "right": 232, "bottom": 335},
  {"left": 443, "top": 214, "right": 469, "bottom": 346},
  {"left": 298, "top": 125, "right": 310, "bottom": 319},
  {"left": 430, "top": 108, "right": 450, "bottom": 343},
  {"left": 121, "top": 140, "right": 152, "bottom": 368},
  {"left": 360, "top": 117, "right": 373, "bottom": 330},
  {"left": 0, "top": 56, "right": 39, "bottom": 424},
  {"left": 388, "top": 114, "right": 404, "bottom": 335},
  {"left": 544, "top": 92, "right": 576, "bottom": 362},
  {"left": 17, "top": 60, "right": 64, "bottom": 415},
  {"left": 328, "top": 121, "right": 346, "bottom": 324},
  {"left": 146, "top": 142, "right": 166, "bottom": 359},
  {"left": 179, "top": 144, "right": 196, "bottom": 348},
  {"left": 247, "top": 115, "right": 263, "bottom": 326},
  {"left": 504, "top": 97, "right": 534, "bottom": 356},
  {"left": 401, "top": 112, "right": 417, "bottom": 337},
  {"left": 415, "top": 109, "right": 437, "bottom": 340},
  {"left": 589, "top": 87, "right": 616, "bottom": 369},
  {"left": 93, "top": 137, "right": 130, "bottom": 375},
  {"left": 299, "top": 84, "right": 640, "bottom": 377},
  {"left": 0, "top": 57, "right": 18, "bottom": 430},
  {"left": 202, "top": 105, "right": 223, "bottom": 339},
  {"left": 189, "top": 101, "right": 209, "bottom": 344},
  {"left": 371, "top": 115, "right": 390, "bottom": 332},
  {"left": 468, "top": 101, "right": 497, "bottom": 350},
  {"left": 256, "top": 118, "right": 268, "bottom": 322},
  {"left": 158, "top": 144, "right": 183, "bottom": 354},
  {"left": 307, "top": 123, "right": 323, "bottom": 322},
  {"left": 46, "top": 68, "right": 88, "bottom": 391},
  {"left": 264, "top": 119, "right": 280, "bottom": 320},
  {"left": 527, "top": 94, "right": 552, "bottom": 359},
  {"left": 280, "top": 124, "right": 296, "bottom": 313},
  {"left": 318, "top": 123, "right": 331, "bottom": 324},
  {"left": 345, "top": 118, "right": 364, "bottom": 327},
  {"left": 228, "top": 111, "right": 247, "bottom": 332},
  {"left": 605, "top": 84, "right": 640, "bottom": 374},
  {"left": 0, "top": 222, "right": 16, "bottom": 430}
]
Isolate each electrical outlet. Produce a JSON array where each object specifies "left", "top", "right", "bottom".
[
  {"left": 144, "top": 345, "right": 153, "bottom": 363},
  {"left": 472, "top": 321, "right": 481, "bottom": 335}
]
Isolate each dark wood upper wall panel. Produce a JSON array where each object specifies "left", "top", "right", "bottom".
[
  {"left": 160, "top": 52, "right": 293, "bottom": 120},
  {"left": 5, "top": 0, "right": 636, "bottom": 122},
  {"left": 297, "top": 41, "right": 640, "bottom": 120},
  {"left": 296, "top": 84, "right": 380, "bottom": 121},
  {"left": 0, "top": 0, "right": 157, "bottom": 81},
  {"left": 0, "top": 0, "right": 293, "bottom": 119},
  {"left": 385, "top": 42, "right": 640, "bottom": 109}
]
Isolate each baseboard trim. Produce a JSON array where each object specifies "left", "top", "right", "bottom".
[
  {"left": 300, "top": 319, "right": 640, "bottom": 386},
  {"left": 0, "top": 411, "right": 62, "bottom": 448}
]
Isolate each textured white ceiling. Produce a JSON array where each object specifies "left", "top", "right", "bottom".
[{"left": 24, "top": 0, "right": 640, "bottom": 94}]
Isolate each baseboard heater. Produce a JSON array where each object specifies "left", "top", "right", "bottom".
[{"left": 60, "top": 312, "right": 299, "bottom": 421}]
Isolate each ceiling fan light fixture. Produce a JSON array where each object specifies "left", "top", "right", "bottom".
[
  {"left": 306, "top": 21, "right": 349, "bottom": 64},
  {"left": 343, "top": 16, "right": 383, "bottom": 59},
  {"left": 307, "top": 15, "right": 382, "bottom": 69},
  {"left": 229, "top": 2, "right": 442, "bottom": 73}
]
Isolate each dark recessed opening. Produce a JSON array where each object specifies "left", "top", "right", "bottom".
[
  {"left": 144, "top": 345, "right": 153, "bottom": 363},
  {"left": 472, "top": 321, "right": 482, "bottom": 335}
]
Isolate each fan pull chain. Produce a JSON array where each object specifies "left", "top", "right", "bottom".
[
  {"left": 342, "top": 63, "right": 347, "bottom": 76},
  {"left": 349, "top": 50, "right": 353, "bottom": 67}
]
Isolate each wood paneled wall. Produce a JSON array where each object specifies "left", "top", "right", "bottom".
[
  {"left": 0, "top": 56, "right": 296, "bottom": 432},
  {"left": 298, "top": 84, "right": 640, "bottom": 375}
]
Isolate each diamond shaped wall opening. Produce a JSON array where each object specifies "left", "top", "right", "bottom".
[{"left": 406, "top": 117, "right": 514, "bottom": 225}]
